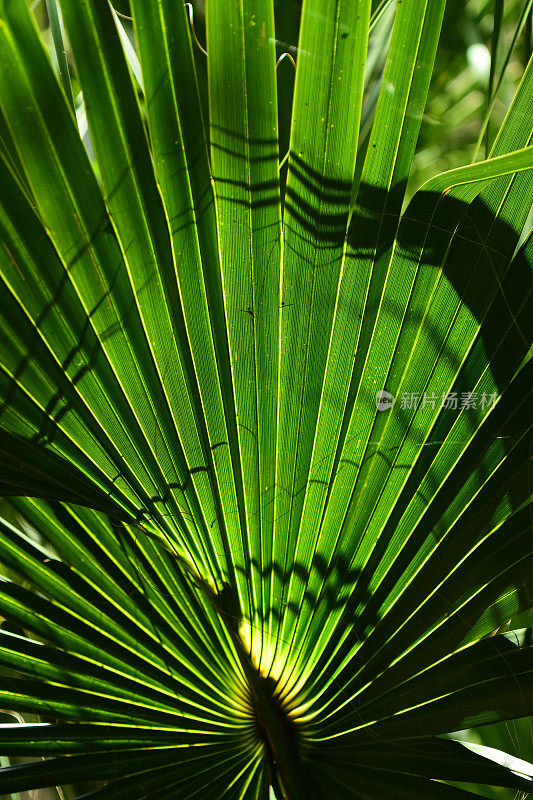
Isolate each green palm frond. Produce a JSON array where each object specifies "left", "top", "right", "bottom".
[{"left": 0, "top": 0, "right": 532, "bottom": 798}]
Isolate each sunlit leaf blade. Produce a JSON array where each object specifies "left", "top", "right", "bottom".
[
  {"left": 270, "top": 50, "right": 531, "bottom": 708},
  {"left": 275, "top": 54, "right": 533, "bottom": 692},
  {"left": 268, "top": 0, "right": 448, "bottom": 678},
  {"left": 0, "top": 3, "right": 193, "bottom": 530},
  {"left": 465, "top": 579, "right": 533, "bottom": 644},
  {"left": 336, "top": 628, "right": 533, "bottom": 741},
  {"left": 129, "top": 0, "right": 247, "bottom": 599},
  {"left": 316, "top": 736, "right": 533, "bottom": 790},
  {"left": 273, "top": 0, "right": 371, "bottom": 666},
  {"left": 206, "top": 0, "right": 282, "bottom": 634},
  {"left": 0, "top": 499, "right": 265, "bottom": 798},
  {"left": 485, "top": 0, "right": 504, "bottom": 157},
  {"left": 475, "top": 11, "right": 533, "bottom": 159},
  {"left": 58, "top": 0, "right": 234, "bottom": 584},
  {"left": 0, "top": 743, "right": 267, "bottom": 799},
  {"left": 44, "top": 0, "right": 74, "bottom": 110},
  {"left": 302, "top": 733, "right": 533, "bottom": 798}
]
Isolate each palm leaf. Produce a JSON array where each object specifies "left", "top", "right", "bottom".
[{"left": 0, "top": 0, "right": 532, "bottom": 798}]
